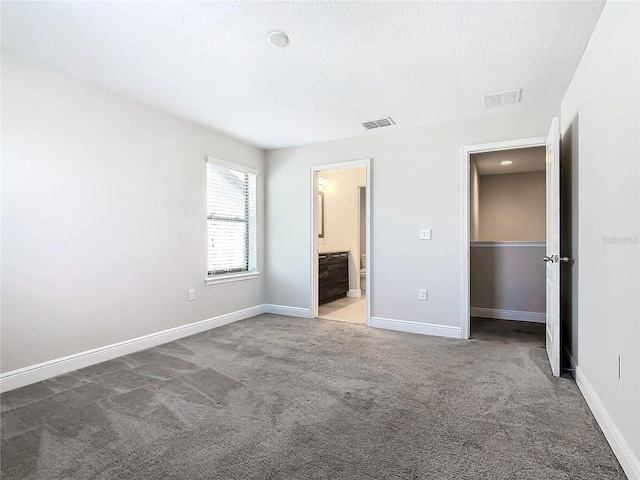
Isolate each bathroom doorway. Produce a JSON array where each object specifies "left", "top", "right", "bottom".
[{"left": 311, "top": 160, "right": 371, "bottom": 325}]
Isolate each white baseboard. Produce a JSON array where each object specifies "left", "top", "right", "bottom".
[
  {"left": 471, "top": 307, "right": 546, "bottom": 323},
  {"left": 565, "top": 348, "right": 640, "bottom": 480},
  {"left": 370, "top": 316, "right": 462, "bottom": 339},
  {"left": 264, "top": 304, "right": 313, "bottom": 318},
  {"left": 347, "top": 289, "right": 362, "bottom": 298},
  {"left": 0, "top": 305, "right": 265, "bottom": 393}
]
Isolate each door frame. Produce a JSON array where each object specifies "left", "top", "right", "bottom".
[
  {"left": 358, "top": 185, "right": 366, "bottom": 294},
  {"left": 460, "top": 137, "right": 546, "bottom": 339},
  {"left": 310, "top": 159, "right": 371, "bottom": 325}
]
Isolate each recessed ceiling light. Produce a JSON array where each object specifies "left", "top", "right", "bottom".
[
  {"left": 267, "top": 31, "right": 289, "bottom": 48},
  {"left": 500, "top": 160, "right": 513, "bottom": 166}
]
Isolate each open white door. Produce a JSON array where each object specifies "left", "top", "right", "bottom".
[{"left": 544, "top": 117, "right": 561, "bottom": 377}]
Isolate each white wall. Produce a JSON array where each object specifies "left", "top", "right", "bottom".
[
  {"left": 265, "top": 109, "right": 554, "bottom": 331},
  {"left": 1, "top": 52, "right": 265, "bottom": 373},
  {"left": 561, "top": 1, "right": 640, "bottom": 475},
  {"left": 478, "top": 171, "right": 546, "bottom": 241},
  {"left": 319, "top": 168, "right": 366, "bottom": 292}
]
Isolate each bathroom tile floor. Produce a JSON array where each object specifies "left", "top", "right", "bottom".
[{"left": 318, "top": 292, "right": 366, "bottom": 324}]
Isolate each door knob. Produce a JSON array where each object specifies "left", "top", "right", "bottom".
[
  {"left": 543, "top": 256, "right": 553, "bottom": 263},
  {"left": 560, "top": 257, "right": 571, "bottom": 263}
]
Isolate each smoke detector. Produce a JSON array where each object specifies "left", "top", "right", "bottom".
[
  {"left": 483, "top": 89, "right": 522, "bottom": 108},
  {"left": 362, "top": 117, "right": 396, "bottom": 130}
]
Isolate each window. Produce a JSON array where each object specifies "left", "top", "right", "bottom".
[{"left": 206, "top": 157, "right": 258, "bottom": 284}]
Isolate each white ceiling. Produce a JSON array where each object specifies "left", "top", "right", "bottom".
[
  {"left": 473, "top": 146, "right": 545, "bottom": 176},
  {"left": 1, "top": 1, "right": 604, "bottom": 150}
]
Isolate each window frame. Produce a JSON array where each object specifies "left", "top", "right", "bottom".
[{"left": 205, "top": 156, "right": 259, "bottom": 285}]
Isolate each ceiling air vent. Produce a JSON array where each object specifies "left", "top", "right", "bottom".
[
  {"left": 483, "top": 89, "right": 522, "bottom": 108},
  {"left": 362, "top": 117, "right": 396, "bottom": 130}
]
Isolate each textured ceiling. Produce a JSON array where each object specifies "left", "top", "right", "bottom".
[
  {"left": 473, "top": 147, "right": 545, "bottom": 176},
  {"left": 1, "top": 1, "right": 605, "bottom": 149}
]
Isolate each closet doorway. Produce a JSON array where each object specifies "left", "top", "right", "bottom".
[
  {"left": 462, "top": 121, "right": 565, "bottom": 377},
  {"left": 468, "top": 146, "right": 547, "bottom": 339}
]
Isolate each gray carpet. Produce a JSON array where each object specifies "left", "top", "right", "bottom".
[{"left": 1, "top": 315, "right": 625, "bottom": 479}]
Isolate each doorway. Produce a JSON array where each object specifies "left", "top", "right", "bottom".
[
  {"left": 462, "top": 121, "right": 564, "bottom": 377},
  {"left": 468, "top": 147, "right": 547, "bottom": 338},
  {"left": 460, "top": 136, "right": 546, "bottom": 340},
  {"left": 311, "top": 159, "right": 371, "bottom": 325}
]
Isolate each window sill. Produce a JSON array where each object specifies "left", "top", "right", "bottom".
[{"left": 205, "top": 272, "right": 260, "bottom": 286}]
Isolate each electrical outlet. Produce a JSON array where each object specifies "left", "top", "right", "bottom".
[
  {"left": 188, "top": 289, "right": 195, "bottom": 301},
  {"left": 614, "top": 352, "right": 621, "bottom": 379},
  {"left": 419, "top": 289, "right": 428, "bottom": 301},
  {"left": 419, "top": 229, "right": 432, "bottom": 240}
]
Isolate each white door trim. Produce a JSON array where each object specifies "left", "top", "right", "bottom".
[
  {"left": 310, "top": 159, "right": 371, "bottom": 325},
  {"left": 460, "top": 137, "right": 546, "bottom": 339}
]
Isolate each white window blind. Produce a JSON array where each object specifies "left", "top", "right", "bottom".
[{"left": 206, "top": 157, "right": 257, "bottom": 277}]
